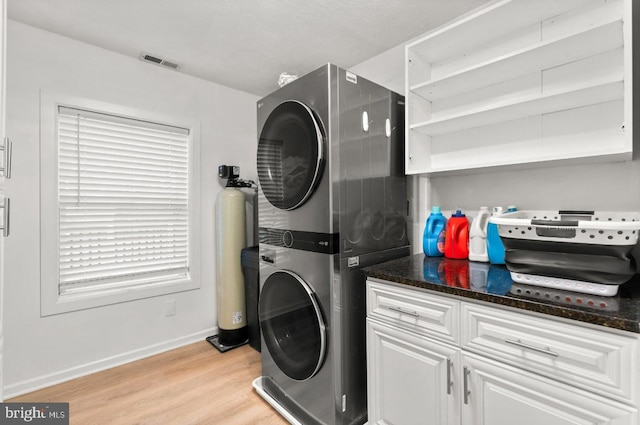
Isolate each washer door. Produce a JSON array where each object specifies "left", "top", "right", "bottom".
[
  {"left": 257, "top": 101, "right": 325, "bottom": 210},
  {"left": 259, "top": 270, "right": 326, "bottom": 381}
]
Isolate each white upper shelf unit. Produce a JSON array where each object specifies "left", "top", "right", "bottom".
[{"left": 405, "top": 0, "right": 633, "bottom": 175}]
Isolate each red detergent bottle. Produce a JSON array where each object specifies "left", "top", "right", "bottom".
[{"left": 444, "top": 210, "right": 469, "bottom": 259}]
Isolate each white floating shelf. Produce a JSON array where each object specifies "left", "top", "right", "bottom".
[
  {"left": 410, "top": 80, "right": 624, "bottom": 136},
  {"left": 421, "top": 150, "right": 632, "bottom": 175},
  {"left": 407, "top": 0, "right": 591, "bottom": 64},
  {"left": 410, "top": 19, "right": 623, "bottom": 101}
]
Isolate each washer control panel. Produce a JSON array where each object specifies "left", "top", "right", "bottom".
[{"left": 259, "top": 227, "right": 338, "bottom": 254}]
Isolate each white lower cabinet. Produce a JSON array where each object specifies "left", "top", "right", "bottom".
[
  {"left": 366, "top": 278, "right": 639, "bottom": 425},
  {"left": 367, "top": 318, "right": 461, "bottom": 425},
  {"left": 463, "top": 352, "right": 636, "bottom": 425}
]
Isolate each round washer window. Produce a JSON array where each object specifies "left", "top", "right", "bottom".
[
  {"left": 257, "top": 101, "right": 324, "bottom": 210},
  {"left": 259, "top": 270, "right": 326, "bottom": 381}
]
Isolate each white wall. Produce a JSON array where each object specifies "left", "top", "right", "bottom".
[
  {"left": 349, "top": 45, "right": 405, "bottom": 95},
  {"left": 351, "top": 37, "right": 640, "bottom": 255},
  {"left": 4, "top": 21, "right": 259, "bottom": 397}
]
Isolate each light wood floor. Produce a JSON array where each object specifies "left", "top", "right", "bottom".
[{"left": 8, "top": 341, "right": 289, "bottom": 425}]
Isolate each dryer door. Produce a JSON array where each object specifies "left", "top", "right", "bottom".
[
  {"left": 259, "top": 270, "right": 326, "bottom": 381},
  {"left": 257, "top": 101, "right": 325, "bottom": 210}
]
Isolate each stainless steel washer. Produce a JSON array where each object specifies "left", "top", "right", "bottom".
[{"left": 256, "top": 64, "right": 409, "bottom": 425}]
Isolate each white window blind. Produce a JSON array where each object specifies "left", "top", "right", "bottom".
[{"left": 57, "top": 106, "right": 190, "bottom": 295}]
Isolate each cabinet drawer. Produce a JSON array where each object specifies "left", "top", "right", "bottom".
[
  {"left": 367, "top": 279, "right": 460, "bottom": 345},
  {"left": 461, "top": 302, "right": 638, "bottom": 401}
]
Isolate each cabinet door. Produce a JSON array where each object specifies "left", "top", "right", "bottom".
[
  {"left": 366, "top": 318, "right": 460, "bottom": 425},
  {"left": 461, "top": 352, "right": 637, "bottom": 425},
  {"left": 0, "top": 0, "right": 6, "bottom": 403}
]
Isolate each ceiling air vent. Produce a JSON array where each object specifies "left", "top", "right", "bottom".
[{"left": 138, "top": 52, "right": 181, "bottom": 70}]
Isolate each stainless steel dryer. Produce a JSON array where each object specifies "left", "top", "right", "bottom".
[{"left": 256, "top": 64, "right": 410, "bottom": 425}]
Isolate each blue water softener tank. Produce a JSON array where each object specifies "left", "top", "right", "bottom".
[
  {"left": 487, "top": 205, "right": 516, "bottom": 264},
  {"left": 423, "top": 206, "right": 447, "bottom": 257}
]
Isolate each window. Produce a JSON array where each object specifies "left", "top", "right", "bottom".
[{"left": 41, "top": 93, "right": 200, "bottom": 315}]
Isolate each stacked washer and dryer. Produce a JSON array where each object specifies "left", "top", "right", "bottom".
[{"left": 254, "top": 64, "right": 409, "bottom": 425}]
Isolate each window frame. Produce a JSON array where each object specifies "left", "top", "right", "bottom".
[{"left": 40, "top": 91, "right": 201, "bottom": 316}]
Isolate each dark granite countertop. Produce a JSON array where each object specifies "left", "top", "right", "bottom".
[{"left": 364, "top": 254, "right": 640, "bottom": 334}]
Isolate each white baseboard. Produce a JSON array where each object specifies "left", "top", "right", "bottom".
[{"left": 4, "top": 327, "right": 217, "bottom": 399}]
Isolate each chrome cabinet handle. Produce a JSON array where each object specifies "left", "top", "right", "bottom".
[
  {"left": 505, "top": 338, "right": 559, "bottom": 357},
  {"left": 463, "top": 366, "right": 470, "bottom": 405},
  {"left": 388, "top": 305, "right": 420, "bottom": 318},
  {"left": 446, "top": 358, "right": 453, "bottom": 395},
  {"left": 0, "top": 197, "right": 10, "bottom": 237},
  {"left": 0, "top": 137, "right": 12, "bottom": 179}
]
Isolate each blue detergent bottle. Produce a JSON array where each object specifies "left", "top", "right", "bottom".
[
  {"left": 487, "top": 206, "right": 516, "bottom": 264},
  {"left": 423, "top": 206, "right": 447, "bottom": 257}
]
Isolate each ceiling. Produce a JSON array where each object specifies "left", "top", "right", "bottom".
[{"left": 8, "top": 0, "right": 491, "bottom": 96}]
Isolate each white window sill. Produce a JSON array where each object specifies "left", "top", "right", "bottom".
[{"left": 41, "top": 274, "right": 200, "bottom": 316}]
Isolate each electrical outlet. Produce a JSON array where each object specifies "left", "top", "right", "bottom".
[{"left": 164, "top": 299, "right": 176, "bottom": 317}]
